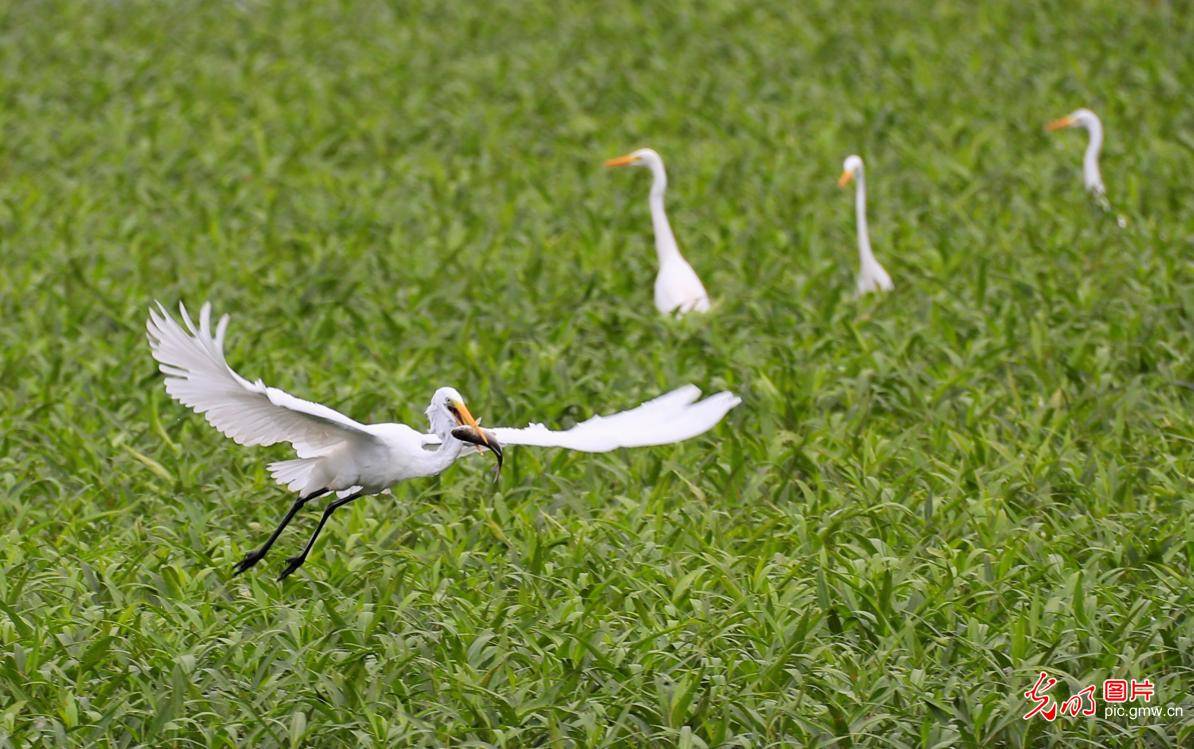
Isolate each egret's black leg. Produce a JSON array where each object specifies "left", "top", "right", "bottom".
[
  {"left": 277, "top": 490, "right": 365, "bottom": 580},
  {"left": 233, "top": 488, "right": 329, "bottom": 575}
]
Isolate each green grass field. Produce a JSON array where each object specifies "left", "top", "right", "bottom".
[{"left": 1, "top": 0, "right": 1192, "bottom": 745}]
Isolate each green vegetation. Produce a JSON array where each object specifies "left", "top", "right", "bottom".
[{"left": 0, "top": 0, "right": 1191, "bottom": 745}]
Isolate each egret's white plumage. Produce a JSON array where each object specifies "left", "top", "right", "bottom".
[
  {"left": 838, "top": 155, "right": 894, "bottom": 295},
  {"left": 1047, "top": 108, "right": 1105, "bottom": 196},
  {"left": 146, "top": 302, "right": 740, "bottom": 577},
  {"left": 605, "top": 148, "right": 711, "bottom": 316}
]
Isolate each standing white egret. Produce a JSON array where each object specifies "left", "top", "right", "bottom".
[
  {"left": 1046, "top": 108, "right": 1105, "bottom": 196},
  {"left": 604, "top": 148, "right": 711, "bottom": 316},
  {"left": 837, "top": 155, "right": 894, "bottom": 295},
  {"left": 147, "top": 302, "right": 741, "bottom": 579}
]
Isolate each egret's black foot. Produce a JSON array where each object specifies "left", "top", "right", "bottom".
[
  {"left": 277, "top": 555, "right": 306, "bottom": 580},
  {"left": 234, "top": 550, "right": 265, "bottom": 575}
]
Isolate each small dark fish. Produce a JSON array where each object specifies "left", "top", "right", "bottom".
[{"left": 452, "top": 425, "right": 503, "bottom": 481}]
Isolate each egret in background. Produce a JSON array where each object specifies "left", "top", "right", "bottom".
[
  {"left": 604, "top": 148, "right": 711, "bottom": 316},
  {"left": 1046, "top": 108, "right": 1105, "bottom": 196},
  {"left": 838, "top": 155, "right": 894, "bottom": 295},
  {"left": 147, "top": 302, "right": 741, "bottom": 580},
  {"left": 1046, "top": 108, "right": 1127, "bottom": 227}
]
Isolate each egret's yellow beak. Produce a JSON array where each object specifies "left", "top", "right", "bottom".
[
  {"left": 837, "top": 170, "right": 854, "bottom": 187},
  {"left": 448, "top": 399, "right": 483, "bottom": 433},
  {"left": 604, "top": 153, "right": 638, "bottom": 168},
  {"left": 1046, "top": 116, "right": 1074, "bottom": 132}
]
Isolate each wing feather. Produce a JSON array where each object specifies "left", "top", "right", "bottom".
[
  {"left": 146, "top": 302, "right": 376, "bottom": 458},
  {"left": 489, "top": 386, "right": 740, "bottom": 452}
]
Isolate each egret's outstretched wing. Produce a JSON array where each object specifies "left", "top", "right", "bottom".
[
  {"left": 146, "top": 302, "right": 377, "bottom": 459},
  {"left": 489, "top": 386, "right": 740, "bottom": 452}
]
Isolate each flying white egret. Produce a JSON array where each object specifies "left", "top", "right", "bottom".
[
  {"left": 146, "top": 302, "right": 741, "bottom": 579},
  {"left": 837, "top": 155, "right": 894, "bottom": 295},
  {"left": 1046, "top": 108, "right": 1105, "bottom": 196},
  {"left": 604, "top": 148, "right": 711, "bottom": 316}
]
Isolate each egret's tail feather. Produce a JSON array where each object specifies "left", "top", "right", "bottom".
[{"left": 268, "top": 458, "right": 321, "bottom": 494}]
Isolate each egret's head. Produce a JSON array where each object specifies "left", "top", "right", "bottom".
[
  {"left": 604, "top": 147, "right": 663, "bottom": 170},
  {"left": 427, "top": 387, "right": 480, "bottom": 437},
  {"left": 838, "top": 155, "right": 864, "bottom": 187},
  {"left": 1047, "top": 108, "right": 1098, "bottom": 132},
  {"left": 427, "top": 387, "right": 502, "bottom": 471}
]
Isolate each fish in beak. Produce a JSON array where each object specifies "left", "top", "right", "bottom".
[
  {"left": 452, "top": 424, "right": 503, "bottom": 481},
  {"left": 448, "top": 399, "right": 503, "bottom": 480}
]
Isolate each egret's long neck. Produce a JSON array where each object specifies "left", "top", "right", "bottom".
[
  {"left": 853, "top": 172, "right": 876, "bottom": 263},
  {"left": 1082, "top": 119, "right": 1105, "bottom": 194},
  {"left": 647, "top": 163, "right": 681, "bottom": 263},
  {"left": 423, "top": 437, "right": 466, "bottom": 475}
]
